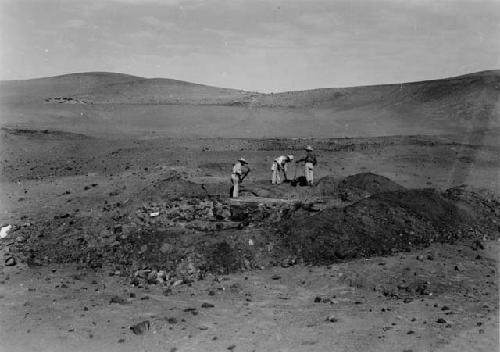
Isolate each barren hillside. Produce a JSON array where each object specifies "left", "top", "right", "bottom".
[{"left": 0, "top": 71, "right": 499, "bottom": 139}]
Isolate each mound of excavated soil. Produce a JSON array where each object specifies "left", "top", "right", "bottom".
[
  {"left": 317, "top": 172, "right": 406, "bottom": 200},
  {"left": 278, "top": 188, "right": 494, "bottom": 265},
  {"left": 443, "top": 184, "right": 500, "bottom": 233},
  {"left": 143, "top": 177, "right": 208, "bottom": 200}
]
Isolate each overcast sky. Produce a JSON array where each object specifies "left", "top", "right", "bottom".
[{"left": 0, "top": 0, "right": 499, "bottom": 92}]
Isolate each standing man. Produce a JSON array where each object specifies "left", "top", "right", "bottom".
[
  {"left": 295, "top": 146, "right": 317, "bottom": 186},
  {"left": 231, "top": 157, "right": 249, "bottom": 198},
  {"left": 271, "top": 155, "right": 294, "bottom": 184}
]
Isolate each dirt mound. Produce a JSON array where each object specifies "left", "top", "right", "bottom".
[
  {"left": 278, "top": 188, "right": 491, "bottom": 265},
  {"left": 317, "top": 172, "right": 406, "bottom": 200},
  {"left": 443, "top": 185, "right": 500, "bottom": 233},
  {"left": 141, "top": 175, "right": 209, "bottom": 201}
]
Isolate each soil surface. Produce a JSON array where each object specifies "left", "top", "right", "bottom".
[
  {"left": 0, "top": 241, "right": 497, "bottom": 352},
  {"left": 0, "top": 128, "right": 499, "bottom": 351}
]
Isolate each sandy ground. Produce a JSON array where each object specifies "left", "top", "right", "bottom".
[
  {"left": 0, "top": 241, "right": 498, "bottom": 352},
  {"left": 0, "top": 131, "right": 498, "bottom": 351}
]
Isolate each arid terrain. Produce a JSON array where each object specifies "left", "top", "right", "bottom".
[{"left": 0, "top": 71, "right": 499, "bottom": 351}]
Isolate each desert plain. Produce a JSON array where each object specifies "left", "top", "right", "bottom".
[{"left": 0, "top": 71, "right": 498, "bottom": 351}]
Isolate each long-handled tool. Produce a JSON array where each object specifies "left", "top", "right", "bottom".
[{"left": 291, "top": 163, "right": 298, "bottom": 187}]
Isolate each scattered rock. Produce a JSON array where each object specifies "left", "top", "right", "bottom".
[
  {"left": 326, "top": 315, "right": 338, "bottom": 323},
  {"left": 227, "top": 345, "right": 236, "bottom": 351},
  {"left": 436, "top": 318, "right": 447, "bottom": 324},
  {"left": 130, "top": 320, "right": 150, "bottom": 335},
  {"left": 5, "top": 257, "right": 16, "bottom": 266},
  {"left": 165, "top": 317, "right": 177, "bottom": 324},
  {"left": 184, "top": 307, "right": 198, "bottom": 315},
  {"left": 271, "top": 275, "right": 281, "bottom": 280},
  {"left": 109, "top": 295, "right": 127, "bottom": 304},
  {"left": 201, "top": 302, "right": 215, "bottom": 308}
]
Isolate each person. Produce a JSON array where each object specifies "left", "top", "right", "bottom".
[
  {"left": 271, "top": 155, "right": 294, "bottom": 184},
  {"left": 295, "top": 146, "right": 317, "bottom": 186},
  {"left": 231, "top": 157, "right": 249, "bottom": 198}
]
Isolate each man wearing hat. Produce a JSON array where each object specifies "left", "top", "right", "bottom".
[
  {"left": 231, "top": 157, "right": 249, "bottom": 198},
  {"left": 271, "top": 154, "right": 294, "bottom": 184},
  {"left": 295, "top": 146, "right": 317, "bottom": 186}
]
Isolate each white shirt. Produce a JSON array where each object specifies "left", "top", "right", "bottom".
[
  {"left": 274, "top": 155, "right": 290, "bottom": 171},
  {"left": 232, "top": 162, "right": 242, "bottom": 175}
]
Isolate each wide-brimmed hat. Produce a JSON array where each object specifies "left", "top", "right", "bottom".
[
  {"left": 305, "top": 145, "right": 313, "bottom": 151},
  {"left": 238, "top": 157, "right": 248, "bottom": 164}
]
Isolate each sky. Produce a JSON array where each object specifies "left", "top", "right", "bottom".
[{"left": 0, "top": 0, "right": 499, "bottom": 92}]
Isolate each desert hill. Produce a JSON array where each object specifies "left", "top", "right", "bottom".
[
  {"left": 0, "top": 70, "right": 499, "bottom": 139},
  {"left": 0, "top": 72, "right": 254, "bottom": 105}
]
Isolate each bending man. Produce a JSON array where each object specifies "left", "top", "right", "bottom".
[
  {"left": 271, "top": 154, "right": 294, "bottom": 184},
  {"left": 231, "top": 157, "right": 249, "bottom": 198}
]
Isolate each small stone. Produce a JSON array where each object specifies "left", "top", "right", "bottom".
[
  {"left": 407, "top": 330, "right": 415, "bottom": 334},
  {"left": 441, "top": 306, "right": 450, "bottom": 311},
  {"left": 436, "top": 318, "right": 447, "bottom": 324},
  {"left": 166, "top": 317, "right": 177, "bottom": 324},
  {"left": 227, "top": 345, "right": 236, "bottom": 351},
  {"left": 109, "top": 296, "right": 127, "bottom": 304},
  {"left": 118, "top": 338, "right": 125, "bottom": 343},
  {"left": 314, "top": 296, "right": 322, "bottom": 303},
  {"left": 326, "top": 315, "right": 338, "bottom": 323},
  {"left": 416, "top": 255, "right": 424, "bottom": 261},
  {"left": 271, "top": 275, "right": 281, "bottom": 280},
  {"left": 201, "top": 302, "right": 214, "bottom": 308},
  {"left": 5, "top": 257, "right": 16, "bottom": 266},
  {"left": 130, "top": 320, "right": 150, "bottom": 335}
]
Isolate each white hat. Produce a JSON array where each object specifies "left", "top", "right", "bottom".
[
  {"left": 305, "top": 145, "right": 313, "bottom": 151},
  {"left": 238, "top": 157, "right": 248, "bottom": 164},
  {"left": 287, "top": 155, "right": 294, "bottom": 160}
]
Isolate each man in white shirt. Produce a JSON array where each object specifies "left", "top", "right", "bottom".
[
  {"left": 271, "top": 155, "right": 294, "bottom": 184},
  {"left": 231, "top": 157, "right": 249, "bottom": 198}
]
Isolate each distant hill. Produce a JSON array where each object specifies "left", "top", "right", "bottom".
[
  {"left": 0, "top": 72, "right": 258, "bottom": 105},
  {"left": 0, "top": 71, "right": 498, "bottom": 139}
]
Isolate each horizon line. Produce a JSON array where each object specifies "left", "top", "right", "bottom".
[{"left": 1, "top": 69, "right": 498, "bottom": 94}]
